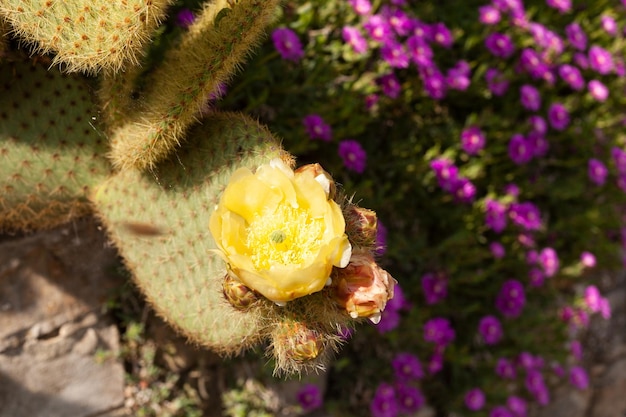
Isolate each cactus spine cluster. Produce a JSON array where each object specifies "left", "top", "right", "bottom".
[{"left": 0, "top": 0, "right": 393, "bottom": 374}]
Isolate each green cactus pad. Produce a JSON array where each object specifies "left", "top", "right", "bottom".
[
  {"left": 108, "top": 0, "right": 281, "bottom": 171},
  {"left": 0, "top": 0, "right": 172, "bottom": 74},
  {"left": 0, "top": 59, "right": 110, "bottom": 232},
  {"left": 92, "top": 112, "right": 286, "bottom": 354}
]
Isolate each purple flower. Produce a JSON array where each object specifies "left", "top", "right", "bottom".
[
  {"left": 508, "top": 133, "right": 533, "bottom": 165},
  {"left": 507, "top": 396, "right": 527, "bottom": 417},
  {"left": 375, "top": 220, "right": 388, "bottom": 256},
  {"left": 588, "top": 80, "right": 609, "bottom": 102},
  {"left": 407, "top": 35, "right": 434, "bottom": 67},
  {"left": 525, "top": 370, "right": 550, "bottom": 405},
  {"left": 386, "top": 282, "right": 412, "bottom": 312},
  {"left": 588, "top": 158, "right": 608, "bottom": 185},
  {"left": 509, "top": 202, "right": 542, "bottom": 230},
  {"left": 527, "top": 132, "right": 549, "bottom": 158},
  {"left": 600, "top": 297, "right": 611, "bottom": 319},
  {"left": 461, "top": 126, "right": 486, "bottom": 155},
  {"left": 175, "top": 8, "right": 195, "bottom": 28},
  {"left": 479, "top": 315, "right": 503, "bottom": 345},
  {"left": 421, "top": 69, "right": 448, "bottom": 100},
  {"left": 338, "top": 140, "right": 367, "bottom": 173},
  {"left": 432, "top": 22, "right": 453, "bottom": 48},
  {"left": 446, "top": 61, "right": 471, "bottom": 91},
  {"left": 558, "top": 64, "right": 584, "bottom": 91},
  {"left": 570, "top": 340, "right": 583, "bottom": 361},
  {"left": 495, "top": 279, "right": 526, "bottom": 318},
  {"left": 385, "top": 8, "right": 412, "bottom": 37},
  {"left": 485, "top": 199, "right": 508, "bottom": 233},
  {"left": 601, "top": 15, "right": 618, "bottom": 36},
  {"left": 302, "top": 114, "right": 332, "bottom": 141},
  {"left": 427, "top": 348, "right": 445, "bottom": 374},
  {"left": 529, "top": 267, "right": 546, "bottom": 287},
  {"left": 465, "top": 388, "right": 486, "bottom": 411},
  {"left": 378, "top": 72, "right": 402, "bottom": 99},
  {"left": 453, "top": 177, "right": 477, "bottom": 203},
  {"left": 490, "top": 242, "right": 506, "bottom": 258},
  {"left": 392, "top": 353, "right": 424, "bottom": 381},
  {"left": 430, "top": 157, "right": 459, "bottom": 191},
  {"left": 370, "top": 383, "right": 399, "bottom": 417},
  {"left": 395, "top": 384, "right": 425, "bottom": 414},
  {"left": 546, "top": 0, "right": 572, "bottom": 13},
  {"left": 485, "top": 68, "right": 509, "bottom": 96},
  {"left": 377, "top": 309, "right": 401, "bottom": 334},
  {"left": 297, "top": 384, "right": 322, "bottom": 411},
  {"left": 588, "top": 45, "right": 613, "bottom": 75},
  {"left": 364, "top": 14, "right": 394, "bottom": 43},
  {"left": 348, "top": 0, "right": 372, "bottom": 15},
  {"left": 490, "top": 406, "right": 515, "bottom": 417},
  {"left": 520, "top": 84, "right": 542, "bottom": 111},
  {"left": 584, "top": 285, "right": 602, "bottom": 312},
  {"left": 528, "top": 115, "right": 547, "bottom": 135},
  {"left": 421, "top": 273, "right": 448, "bottom": 305},
  {"left": 496, "top": 358, "right": 517, "bottom": 379},
  {"left": 342, "top": 26, "right": 368, "bottom": 54},
  {"left": 569, "top": 366, "right": 589, "bottom": 390},
  {"left": 479, "top": 5, "right": 501, "bottom": 25},
  {"left": 565, "top": 23, "right": 587, "bottom": 51},
  {"left": 381, "top": 41, "right": 410, "bottom": 68},
  {"left": 547, "top": 102, "right": 570, "bottom": 131},
  {"left": 272, "top": 27, "right": 304, "bottom": 62},
  {"left": 574, "top": 52, "right": 589, "bottom": 69},
  {"left": 581, "top": 251, "right": 596, "bottom": 268},
  {"left": 519, "top": 48, "right": 550, "bottom": 80},
  {"left": 423, "top": 317, "right": 455, "bottom": 346},
  {"left": 411, "top": 19, "right": 433, "bottom": 41},
  {"left": 538, "top": 247, "right": 559, "bottom": 277},
  {"left": 485, "top": 33, "right": 515, "bottom": 58}
]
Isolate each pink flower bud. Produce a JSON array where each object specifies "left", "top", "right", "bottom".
[{"left": 344, "top": 204, "right": 378, "bottom": 248}]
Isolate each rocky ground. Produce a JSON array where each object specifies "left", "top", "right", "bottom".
[{"left": 0, "top": 218, "right": 624, "bottom": 417}]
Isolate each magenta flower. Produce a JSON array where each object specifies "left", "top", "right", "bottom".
[
  {"left": 581, "top": 251, "right": 596, "bottom": 268},
  {"left": 271, "top": 27, "right": 304, "bottom": 62},
  {"left": 432, "top": 22, "right": 453, "bottom": 48},
  {"left": 519, "top": 48, "right": 549, "bottom": 80},
  {"left": 430, "top": 157, "right": 459, "bottom": 192},
  {"left": 411, "top": 19, "right": 433, "bottom": 40},
  {"left": 490, "top": 242, "right": 506, "bottom": 258},
  {"left": 479, "top": 315, "right": 503, "bottom": 345},
  {"left": 569, "top": 366, "right": 589, "bottom": 390},
  {"left": 375, "top": 220, "right": 387, "bottom": 256},
  {"left": 527, "top": 132, "right": 549, "bottom": 158},
  {"left": 421, "top": 273, "right": 448, "bottom": 305},
  {"left": 546, "top": 0, "right": 572, "bottom": 13},
  {"left": 558, "top": 64, "right": 584, "bottom": 91},
  {"left": 509, "top": 202, "right": 542, "bottom": 230},
  {"left": 508, "top": 133, "right": 533, "bottom": 165},
  {"left": 377, "top": 309, "right": 401, "bottom": 334},
  {"left": 453, "top": 177, "right": 477, "bottom": 203},
  {"left": 525, "top": 370, "right": 550, "bottom": 405},
  {"left": 495, "top": 279, "right": 526, "bottom": 318},
  {"left": 342, "top": 26, "right": 368, "bottom": 54},
  {"left": 485, "top": 199, "right": 508, "bottom": 233},
  {"left": 385, "top": 282, "right": 412, "bottom": 312},
  {"left": 538, "top": 247, "right": 559, "bottom": 277},
  {"left": 297, "top": 384, "right": 322, "bottom": 411},
  {"left": 600, "top": 298, "right": 611, "bottom": 319},
  {"left": 479, "top": 5, "right": 501, "bottom": 25},
  {"left": 338, "top": 140, "right": 367, "bottom": 173},
  {"left": 485, "top": 68, "right": 509, "bottom": 96},
  {"left": 381, "top": 41, "right": 410, "bottom": 69},
  {"left": 421, "top": 70, "right": 447, "bottom": 100},
  {"left": 601, "top": 15, "right": 618, "bottom": 36},
  {"left": 520, "top": 84, "right": 542, "bottom": 111},
  {"left": 507, "top": 396, "right": 527, "bottom": 417},
  {"left": 396, "top": 384, "right": 425, "bottom": 414},
  {"left": 496, "top": 357, "right": 517, "bottom": 379},
  {"left": 485, "top": 33, "right": 515, "bottom": 58},
  {"left": 588, "top": 45, "right": 613, "bottom": 75},
  {"left": 588, "top": 80, "right": 609, "bottom": 102},
  {"left": 302, "top": 114, "right": 332, "bottom": 141},
  {"left": 392, "top": 352, "right": 424, "bottom": 381},
  {"left": 378, "top": 72, "right": 401, "bottom": 99},
  {"left": 407, "top": 35, "right": 434, "bottom": 67},
  {"left": 385, "top": 8, "right": 412, "bottom": 37},
  {"left": 588, "top": 158, "right": 608, "bottom": 185},
  {"left": 528, "top": 115, "right": 547, "bottom": 135},
  {"left": 465, "top": 388, "right": 486, "bottom": 411},
  {"left": 529, "top": 267, "right": 546, "bottom": 287},
  {"left": 446, "top": 60, "right": 471, "bottom": 91},
  {"left": 348, "top": 0, "right": 372, "bottom": 16},
  {"left": 460, "top": 126, "right": 486, "bottom": 155},
  {"left": 547, "top": 102, "right": 570, "bottom": 131},
  {"left": 565, "top": 22, "right": 587, "bottom": 50},
  {"left": 423, "top": 317, "right": 455, "bottom": 346},
  {"left": 370, "top": 383, "right": 399, "bottom": 417},
  {"left": 364, "top": 14, "right": 394, "bottom": 42},
  {"left": 584, "top": 285, "right": 602, "bottom": 312},
  {"left": 570, "top": 340, "right": 583, "bottom": 361}
]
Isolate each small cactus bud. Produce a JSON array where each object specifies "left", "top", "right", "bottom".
[
  {"left": 222, "top": 273, "right": 258, "bottom": 310},
  {"left": 332, "top": 250, "right": 396, "bottom": 322},
  {"left": 344, "top": 204, "right": 378, "bottom": 248},
  {"left": 294, "top": 163, "right": 337, "bottom": 200},
  {"left": 289, "top": 325, "right": 323, "bottom": 362}
]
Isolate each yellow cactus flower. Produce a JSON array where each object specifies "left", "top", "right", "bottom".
[{"left": 209, "top": 159, "right": 352, "bottom": 303}]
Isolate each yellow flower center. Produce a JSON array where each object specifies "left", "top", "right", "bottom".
[{"left": 246, "top": 204, "right": 323, "bottom": 270}]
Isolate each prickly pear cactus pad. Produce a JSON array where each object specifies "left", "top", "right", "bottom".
[
  {"left": 92, "top": 113, "right": 285, "bottom": 354},
  {"left": 0, "top": 59, "right": 110, "bottom": 232},
  {"left": 0, "top": 0, "right": 172, "bottom": 73}
]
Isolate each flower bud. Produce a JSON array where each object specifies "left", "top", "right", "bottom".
[
  {"left": 344, "top": 204, "right": 378, "bottom": 248},
  {"left": 275, "top": 322, "right": 323, "bottom": 362},
  {"left": 222, "top": 273, "right": 258, "bottom": 310},
  {"left": 332, "top": 250, "right": 395, "bottom": 322},
  {"left": 294, "top": 163, "right": 336, "bottom": 200}
]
